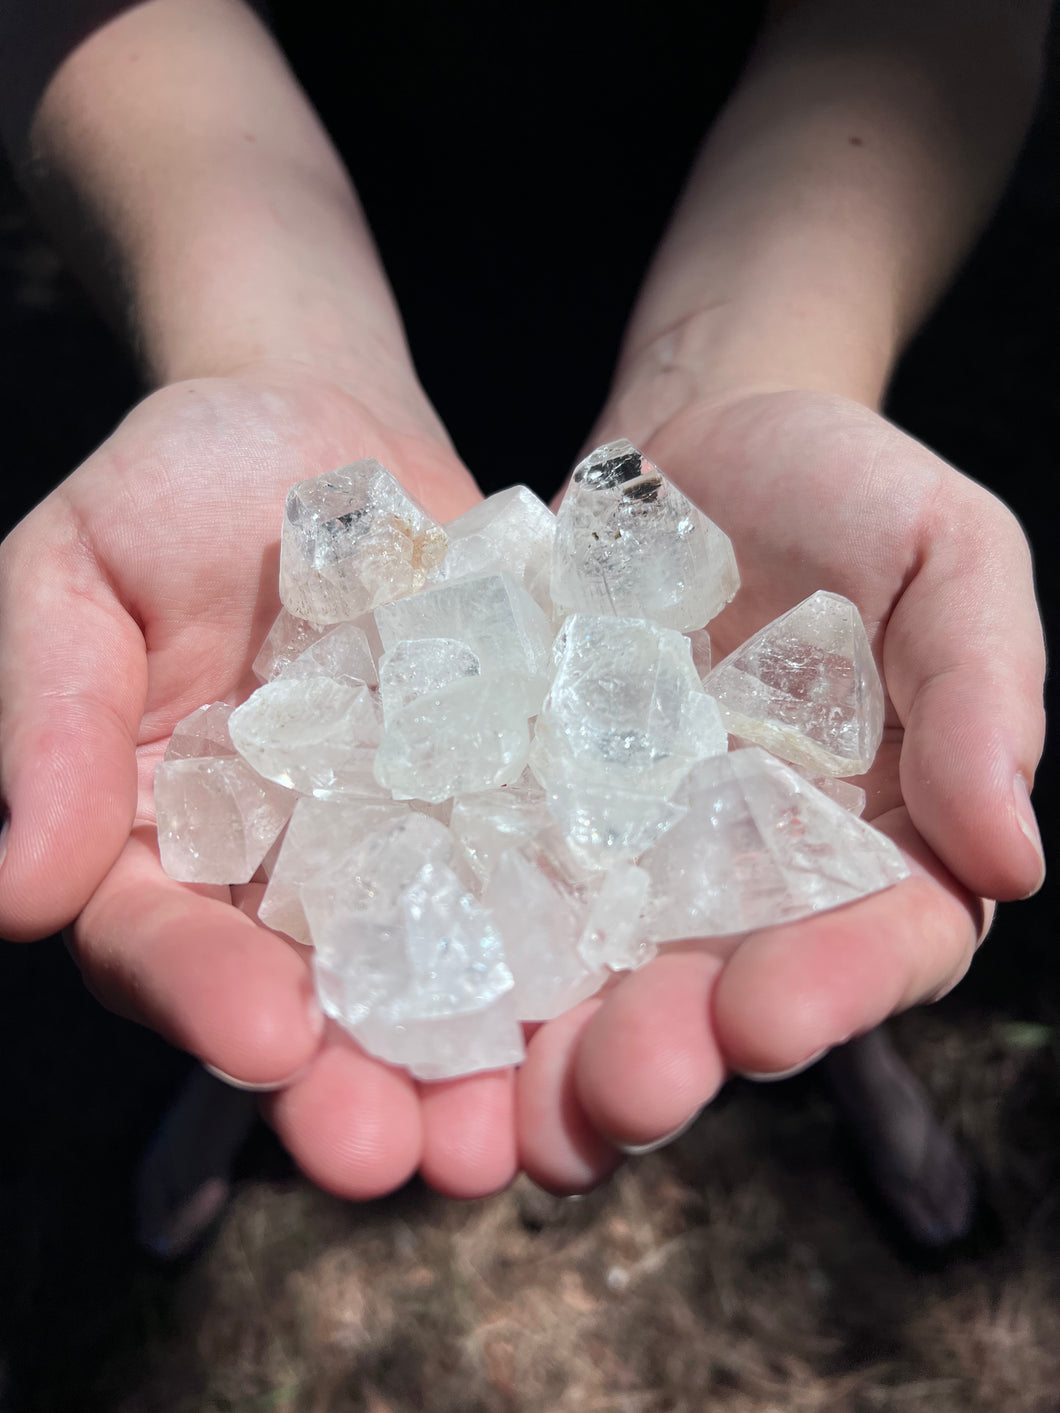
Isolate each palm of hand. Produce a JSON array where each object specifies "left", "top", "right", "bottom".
[
  {"left": 513, "top": 387, "right": 1043, "bottom": 1194},
  {"left": 0, "top": 377, "right": 1044, "bottom": 1203}
]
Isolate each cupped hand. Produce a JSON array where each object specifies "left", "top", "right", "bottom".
[
  {"left": 0, "top": 362, "right": 531, "bottom": 1199},
  {"left": 517, "top": 387, "right": 1046, "bottom": 1193}
]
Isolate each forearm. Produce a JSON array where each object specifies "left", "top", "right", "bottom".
[
  {"left": 613, "top": 0, "right": 1050, "bottom": 421},
  {"left": 2, "top": 0, "right": 423, "bottom": 413}
]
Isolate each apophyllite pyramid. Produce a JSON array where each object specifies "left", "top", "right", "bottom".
[{"left": 155, "top": 443, "right": 907, "bottom": 1080}]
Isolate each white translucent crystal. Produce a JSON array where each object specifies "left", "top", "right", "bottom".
[
  {"left": 704, "top": 590, "right": 884, "bottom": 776},
  {"left": 258, "top": 795, "right": 409, "bottom": 942},
  {"left": 640, "top": 748, "right": 908, "bottom": 941},
  {"left": 305, "top": 833, "right": 522, "bottom": 1078},
  {"left": 374, "top": 672, "right": 531, "bottom": 803},
  {"left": 450, "top": 777, "right": 553, "bottom": 889},
  {"left": 528, "top": 757, "right": 687, "bottom": 863},
  {"left": 551, "top": 439, "right": 739, "bottom": 631},
  {"left": 229, "top": 677, "right": 385, "bottom": 799},
  {"left": 687, "top": 628, "right": 712, "bottom": 680},
  {"left": 155, "top": 756, "right": 294, "bottom": 884},
  {"left": 281, "top": 621, "right": 378, "bottom": 688},
  {"left": 325, "top": 982, "right": 524, "bottom": 1081},
  {"left": 435, "top": 485, "right": 556, "bottom": 611},
  {"left": 279, "top": 459, "right": 448, "bottom": 624},
  {"left": 378, "top": 637, "right": 481, "bottom": 720},
  {"left": 252, "top": 610, "right": 329, "bottom": 683},
  {"left": 483, "top": 849, "right": 604, "bottom": 1021},
  {"left": 164, "top": 702, "right": 237, "bottom": 761},
  {"left": 578, "top": 863, "right": 654, "bottom": 971},
  {"left": 730, "top": 732, "right": 868, "bottom": 817},
  {"left": 375, "top": 571, "right": 552, "bottom": 713}
]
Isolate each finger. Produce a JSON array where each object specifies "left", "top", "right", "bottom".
[
  {"left": 0, "top": 510, "right": 145, "bottom": 939},
  {"left": 418, "top": 1068, "right": 518, "bottom": 1199},
  {"left": 516, "top": 1001, "right": 622, "bottom": 1196},
  {"left": 74, "top": 828, "right": 324, "bottom": 1083},
  {"left": 575, "top": 951, "right": 726, "bottom": 1150},
  {"left": 714, "top": 810, "right": 981, "bottom": 1077},
  {"left": 264, "top": 1033, "right": 423, "bottom": 1201},
  {"left": 886, "top": 486, "right": 1046, "bottom": 901}
]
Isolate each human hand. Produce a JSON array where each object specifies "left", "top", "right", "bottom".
[
  {"left": 514, "top": 387, "right": 1045, "bottom": 1193},
  {"left": 0, "top": 361, "right": 549, "bottom": 1199}
]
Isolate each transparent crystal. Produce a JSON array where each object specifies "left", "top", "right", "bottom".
[
  {"left": 704, "top": 590, "right": 884, "bottom": 776},
  {"left": 375, "top": 572, "right": 552, "bottom": 714},
  {"left": 378, "top": 637, "right": 481, "bottom": 720},
  {"left": 640, "top": 747, "right": 908, "bottom": 940},
  {"left": 258, "top": 795, "right": 409, "bottom": 942},
  {"left": 374, "top": 672, "right": 531, "bottom": 803},
  {"left": 578, "top": 863, "right": 654, "bottom": 971},
  {"left": 155, "top": 756, "right": 294, "bottom": 884},
  {"left": 252, "top": 610, "right": 329, "bottom": 683},
  {"left": 687, "top": 628, "right": 712, "bottom": 680},
  {"left": 450, "top": 777, "right": 553, "bottom": 889},
  {"left": 435, "top": 485, "right": 556, "bottom": 611},
  {"left": 228, "top": 678, "right": 385, "bottom": 799},
  {"left": 551, "top": 439, "right": 739, "bottom": 631},
  {"left": 342, "top": 992, "right": 525, "bottom": 1081},
  {"left": 279, "top": 459, "right": 448, "bottom": 623},
  {"left": 280, "top": 621, "right": 378, "bottom": 688},
  {"left": 164, "top": 702, "right": 237, "bottom": 761},
  {"left": 483, "top": 848, "right": 604, "bottom": 1021}
]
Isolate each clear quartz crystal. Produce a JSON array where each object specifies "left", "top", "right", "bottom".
[
  {"left": 228, "top": 677, "right": 385, "bottom": 799},
  {"left": 345, "top": 994, "right": 525, "bottom": 1081},
  {"left": 483, "top": 848, "right": 604, "bottom": 1021},
  {"left": 434, "top": 485, "right": 556, "bottom": 611},
  {"left": 551, "top": 439, "right": 739, "bottom": 631},
  {"left": 529, "top": 614, "right": 726, "bottom": 859},
  {"left": 155, "top": 756, "right": 294, "bottom": 884},
  {"left": 450, "top": 776, "right": 553, "bottom": 889},
  {"left": 578, "top": 862, "right": 654, "bottom": 971},
  {"left": 378, "top": 637, "right": 481, "bottom": 720},
  {"left": 687, "top": 628, "right": 712, "bottom": 680},
  {"left": 259, "top": 795, "right": 410, "bottom": 942},
  {"left": 375, "top": 572, "right": 552, "bottom": 714},
  {"left": 252, "top": 609, "right": 329, "bottom": 684},
  {"left": 373, "top": 672, "right": 531, "bottom": 803},
  {"left": 279, "top": 459, "right": 448, "bottom": 624},
  {"left": 704, "top": 590, "right": 884, "bottom": 776},
  {"left": 281, "top": 621, "right": 378, "bottom": 688},
  {"left": 164, "top": 702, "right": 237, "bottom": 760},
  {"left": 640, "top": 747, "right": 908, "bottom": 941}
]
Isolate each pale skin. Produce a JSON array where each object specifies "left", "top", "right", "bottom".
[{"left": 0, "top": 0, "right": 1047, "bottom": 1198}]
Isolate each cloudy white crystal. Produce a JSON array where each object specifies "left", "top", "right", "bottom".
[
  {"left": 281, "top": 621, "right": 378, "bottom": 688},
  {"left": 435, "top": 485, "right": 556, "bottom": 611},
  {"left": 551, "top": 439, "right": 739, "bottom": 632},
  {"left": 229, "top": 677, "right": 385, "bottom": 799},
  {"left": 640, "top": 747, "right": 908, "bottom": 941},
  {"left": 155, "top": 755, "right": 293, "bottom": 885},
  {"left": 704, "top": 590, "right": 884, "bottom": 777},
  {"left": 279, "top": 459, "right": 448, "bottom": 624},
  {"left": 378, "top": 637, "right": 481, "bottom": 720}
]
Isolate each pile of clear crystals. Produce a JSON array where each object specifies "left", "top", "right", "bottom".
[{"left": 156, "top": 440, "right": 907, "bottom": 1080}]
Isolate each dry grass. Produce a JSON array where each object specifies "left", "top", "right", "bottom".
[{"left": 94, "top": 1007, "right": 1060, "bottom": 1413}]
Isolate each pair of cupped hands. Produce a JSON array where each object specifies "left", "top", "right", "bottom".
[{"left": 0, "top": 354, "right": 1045, "bottom": 1200}]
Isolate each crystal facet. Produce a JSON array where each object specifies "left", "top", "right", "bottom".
[
  {"left": 375, "top": 572, "right": 552, "bottom": 714},
  {"left": 279, "top": 459, "right": 448, "bottom": 624},
  {"left": 155, "top": 756, "right": 293, "bottom": 884},
  {"left": 228, "top": 677, "right": 385, "bottom": 798},
  {"left": 252, "top": 610, "right": 329, "bottom": 683},
  {"left": 640, "top": 747, "right": 908, "bottom": 940},
  {"left": 551, "top": 439, "right": 739, "bottom": 631},
  {"left": 435, "top": 485, "right": 556, "bottom": 611},
  {"left": 704, "top": 590, "right": 884, "bottom": 776},
  {"left": 164, "top": 702, "right": 238, "bottom": 761},
  {"left": 577, "top": 862, "right": 654, "bottom": 971},
  {"left": 280, "top": 621, "right": 378, "bottom": 688},
  {"left": 378, "top": 637, "right": 481, "bottom": 720}
]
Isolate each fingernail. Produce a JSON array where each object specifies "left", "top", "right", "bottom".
[
  {"left": 618, "top": 1106, "right": 704, "bottom": 1156},
  {"left": 204, "top": 1062, "right": 309, "bottom": 1093},
  {"left": 739, "top": 1046, "right": 829, "bottom": 1082},
  {"left": 1013, "top": 774, "right": 1046, "bottom": 896},
  {"left": 0, "top": 809, "right": 9, "bottom": 872}
]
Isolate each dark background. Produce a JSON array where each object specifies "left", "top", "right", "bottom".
[{"left": 0, "top": 3, "right": 1056, "bottom": 1407}]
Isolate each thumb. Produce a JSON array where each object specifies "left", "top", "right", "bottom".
[
  {"left": 885, "top": 488, "right": 1046, "bottom": 904},
  {"left": 0, "top": 510, "right": 145, "bottom": 939}
]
